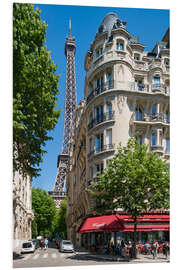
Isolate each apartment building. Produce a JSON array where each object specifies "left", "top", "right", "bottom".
[{"left": 66, "top": 13, "right": 170, "bottom": 249}]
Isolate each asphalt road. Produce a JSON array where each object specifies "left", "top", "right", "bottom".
[{"left": 13, "top": 241, "right": 121, "bottom": 268}]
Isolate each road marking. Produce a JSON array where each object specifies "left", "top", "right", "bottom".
[
  {"left": 51, "top": 253, "right": 57, "bottom": 258},
  {"left": 42, "top": 253, "right": 48, "bottom": 258},
  {"left": 32, "top": 253, "right": 40, "bottom": 260}
]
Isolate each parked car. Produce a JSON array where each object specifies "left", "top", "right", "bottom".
[
  {"left": 21, "top": 241, "right": 36, "bottom": 254},
  {"left": 59, "top": 240, "right": 74, "bottom": 253}
]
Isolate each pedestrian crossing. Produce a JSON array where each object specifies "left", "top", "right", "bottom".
[{"left": 22, "top": 251, "right": 71, "bottom": 261}]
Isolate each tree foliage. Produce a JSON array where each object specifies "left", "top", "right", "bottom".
[
  {"left": 52, "top": 200, "right": 67, "bottom": 239},
  {"left": 13, "top": 3, "right": 61, "bottom": 177},
  {"left": 32, "top": 188, "right": 56, "bottom": 236},
  {"left": 90, "top": 137, "right": 170, "bottom": 256}
]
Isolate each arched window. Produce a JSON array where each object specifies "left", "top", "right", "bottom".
[{"left": 136, "top": 107, "right": 143, "bottom": 121}]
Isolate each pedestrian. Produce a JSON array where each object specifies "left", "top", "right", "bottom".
[
  {"left": 120, "top": 238, "right": 126, "bottom": 257},
  {"left": 44, "top": 237, "right": 49, "bottom": 250},
  {"left": 40, "top": 239, "right": 44, "bottom": 250},
  {"left": 151, "top": 240, "right": 159, "bottom": 259},
  {"left": 163, "top": 241, "right": 169, "bottom": 260}
]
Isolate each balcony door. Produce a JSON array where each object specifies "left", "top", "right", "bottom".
[
  {"left": 95, "top": 105, "right": 104, "bottom": 124},
  {"left": 107, "top": 103, "right": 112, "bottom": 120},
  {"left": 106, "top": 129, "right": 112, "bottom": 149},
  {"left": 96, "top": 133, "right": 104, "bottom": 153}
]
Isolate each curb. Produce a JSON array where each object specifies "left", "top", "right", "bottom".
[{"left": 83, "top": 254, "right": 130, "bottom": 262}]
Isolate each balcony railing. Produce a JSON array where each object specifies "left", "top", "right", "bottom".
[
  {"left": 88, "top": 111, "right": 115, "bottom": 131},
  {"left": 151, "top": 145, "right": 164, "bottom": 153},
  {"left": 132, "top": 113, "right": 170, "bottom": 124},
  {"left": 87, "top": 80, "right": 170, "bottom": 104},
  {"left": 87, "top": 80, "right": 114, "bottom": 104},
  {"left": 88, "top": 144, "right": 115, "bottom": 158}
]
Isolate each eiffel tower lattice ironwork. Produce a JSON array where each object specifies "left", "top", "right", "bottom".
[{"left": 48, "top": 18, "right": 77, "bottom": 208}]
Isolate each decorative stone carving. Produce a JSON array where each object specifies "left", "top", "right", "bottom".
[{"left": 117, "top": 95, "right": 127, "bottom": 113}]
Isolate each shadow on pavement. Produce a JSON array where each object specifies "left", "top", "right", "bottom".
[
  {"left": 13, "top": 252, "right": 25, "bottom": 261},
  {"left": 65, "top": 253, "right": 127, "bottom": 263}
]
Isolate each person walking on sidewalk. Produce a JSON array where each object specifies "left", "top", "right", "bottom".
[
  {"left": 163, "top": 241, "right": 169, "bottom": 260},
  {"left": 151, "top": 240, "right": 159, "bottom": 259},
  {"left": 44, "top": 238, "right": 49, "bottom": 250}
]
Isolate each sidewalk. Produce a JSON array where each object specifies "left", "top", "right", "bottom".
[{"left": 75, "top": 250, "right": 170, "bottom": 263}]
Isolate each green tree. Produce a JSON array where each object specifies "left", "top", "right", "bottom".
[
  {"left": 13, "top": 3, "right": 61, "bottom": 177},
  {"left": 56, "top": 200, "right": 67, "bottom": 239},
  {"left": 32, "top": 188, "right": 56, "bottom": 236},
  {"left": 32, "top": 218, "right": 38, "bottom": 238},
  {"left": 90, "top": 137, "right": 169, "bottom": 258}
]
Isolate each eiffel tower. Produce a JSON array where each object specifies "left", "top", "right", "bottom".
[{"left": 48, "top": 18, "right": 77, "bottom": 208}]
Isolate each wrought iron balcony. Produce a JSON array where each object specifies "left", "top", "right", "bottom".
[
  {"left": 88, "top": 144, "right": 115, "bottom": 158},
  {"left": 87, "top": 111, "right": 115, "bottom": 131},
  {"left": 151, "top": 145, "right": 164, "bottom": 153},
  {"left": 87, "top": 80, "right": 114, "bottom": 104},
  {"left": 131, "top": 112, "right": 170, "bottom": 125}
]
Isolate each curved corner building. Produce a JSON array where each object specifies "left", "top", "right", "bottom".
[{"left": 66, "top": 13, "right": 170, "bottom": 248}]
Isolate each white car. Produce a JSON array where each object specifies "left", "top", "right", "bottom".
[
  {"left": 59, "top": 240, "right": 74, "bottom": 252},
  {"left": 21, "top": 241, "right": 36, "bottom": 254}
]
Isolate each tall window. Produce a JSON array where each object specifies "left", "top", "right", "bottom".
[
  {"left": 96, "top": 163, "right": 104, "bottom": 175},
  {"left": 152, "top": 132, "right": 157, "bottom": 146},
  {"left": 96, "top": 76, "right": 104, "bottom": 93},
  {"left": 106, "top": 129, "right": 112, "bottom": 148},
  {"left": 152, "top": 104, "right": 157, "bottom": 115},
  {"left": 89, "top": 167, "right": 93, "bottom": 179},
  {"left": 137, "top": 134, "right": 143, "bottom": 145},
  {"left": 116, "top": 41, "right": 124, "bottom": 51},
  {"left": 95, "top": 105, "right": 104, "bottom": 123},
  {"left": 166, "top": 138, "right": 170, "bottom": 154},
  {"left": 136, "top": 107, "right": 143, "bottom": 120},
  {"left": 107, "top": 72, "right": 112, "bottom": 89},
  {"left": 166, "top": 111, "right": 170, "bottom": 123},
  {"left": 95, "top": 133, "right": 104, "bottom": 152},
  {"left": 153, "top": 76, "right": 161, "bottom": 88},
  {"left": 135, "top": 79, "right": 143, "bottom": 91},
  {"left": 96, "top": 47, "right": 103, "bottom": 58},
  {"left": 107, "top": 103, "right": 112, "bottom": 120}
]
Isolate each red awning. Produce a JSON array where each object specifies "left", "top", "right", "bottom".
[
  {"left": 78, "top": 214, "right": 124, "bottom": 234},
  {"left": 78, "top": 214, "right": 170, "bottom": 234},
  {"left": 123, "top": 224, "right": 170, "bottom": 232},
  {"left": 117, "top": 214, "right": 169, "bottom": 222}
]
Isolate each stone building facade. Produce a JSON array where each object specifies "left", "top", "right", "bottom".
[
  {"left": 13, "top": 170, "right": 34, "bottom": 249},
  {"left": 66, "top": 13, "right": 169, "bottom": 248}
]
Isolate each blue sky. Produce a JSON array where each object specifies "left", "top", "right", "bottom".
[{"left": 32, "top": 4, "right": 169, "bottom": 192}]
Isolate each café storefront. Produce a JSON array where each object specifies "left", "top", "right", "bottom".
[{"left": 78, "top": 212, "right": 169, "bottom": 250}]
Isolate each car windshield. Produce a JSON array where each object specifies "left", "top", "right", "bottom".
[
  {"left": 23, "top": 242, "right": 32, "bottom": 248},
  {"left": 63, "top": 241, "right": 72, "bottom": 245}
]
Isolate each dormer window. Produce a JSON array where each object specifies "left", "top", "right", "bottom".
[
  {"left": 164, "top": 59, "right": 169, "bottom": 66},
  {"left": 134, "top": 54, "right": 140, "bottom": 60},
  {"left": 116, "top": 40, "right": 124, "bottom": 51},
  {"left": 96, "top": 47, "right": 103, "bottom": 58}
]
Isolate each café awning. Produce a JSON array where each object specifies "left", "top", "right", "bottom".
[
  {"left": 78, "top": 214, "right": 169, "bottom": 233},
  {"left": 78, "top": 214, "right": 124, "bottom": 234}
]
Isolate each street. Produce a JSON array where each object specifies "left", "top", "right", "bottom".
[
  {"left": 13, "top": 241, "right": 169, "bottom": 268},
  {"left": 13, "top": 241, "right": 120, "bottom": 268}
]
